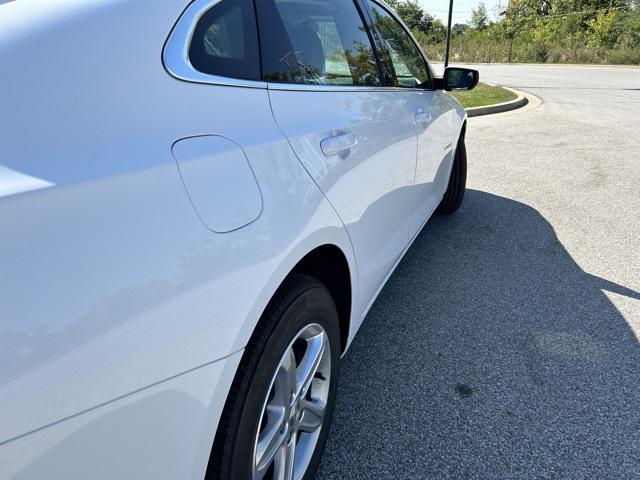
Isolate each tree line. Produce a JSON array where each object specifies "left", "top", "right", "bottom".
[{"left": 387, "top": 0, "right": 640, "bottom": 64}]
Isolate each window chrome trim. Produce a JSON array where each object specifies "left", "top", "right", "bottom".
[
  {"left": 266, "top": 83, "right": 424, "bottom": 93},
  {"left": 163, "top": 0, "right": 267, "bottom": 89}
]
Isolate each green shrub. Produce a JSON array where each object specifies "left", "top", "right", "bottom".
[{"left": 419, "top": 36, "right": 640, "bottom": 65}]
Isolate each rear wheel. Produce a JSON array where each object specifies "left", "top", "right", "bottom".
[
  {"left": 437, "top": 135, "right": 467, "bottom": 214},
  {"left": 207, "top": 274, "right": 341, "bottom": 480}
]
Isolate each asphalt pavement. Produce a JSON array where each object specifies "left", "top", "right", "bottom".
[{"left": 318, "top": 65, "right": 640, "bottom": 479}]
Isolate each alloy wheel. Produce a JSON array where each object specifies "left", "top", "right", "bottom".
[{"left": 252, "top": 323, "right": 331, "bottom": 480}]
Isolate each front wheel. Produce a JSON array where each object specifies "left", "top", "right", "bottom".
[
  {"left": 207, "top": 274, "right": 341, "bottom": 480},
  {"left": 437, "top": 135, "right": 467, "bottom": 214}
]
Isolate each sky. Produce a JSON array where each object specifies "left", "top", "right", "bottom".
[{"left": 418, "top": 0, "right": 502, "bottom": 25}]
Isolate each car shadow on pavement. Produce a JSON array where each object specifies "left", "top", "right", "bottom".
[{"left": 318, "top": 189, "right": 640, "bottom": 480}]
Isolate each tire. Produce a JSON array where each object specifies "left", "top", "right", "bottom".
[
  {"left": 206, "top": 274, "right": 341, "bottom": 480},
  {"left": 437, "top": 135, "right": 467, "bottom": 214}
]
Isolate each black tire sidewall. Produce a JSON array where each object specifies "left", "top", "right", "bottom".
[{"left": 438, "top": 136, "right": 467, "bottom": 214}]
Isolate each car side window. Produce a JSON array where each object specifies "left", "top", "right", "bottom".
[
  {"left": 367, "top": 0, "right": 429, "bottom": 88},
  {"left": 188, "top": 0, "right": 260, "bottom": 80},
  {"left": 255, "top": 0, "right": 381, "bottom": 86}
]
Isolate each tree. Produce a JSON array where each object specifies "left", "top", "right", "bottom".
[
  {"left": 619, "top": 7, "right": 640, "bottom": 45},
  {"left": 453, "top": 23, "right": 469, "bottom": 34},
  {"left": 587, "top": 10, "right": 620, "bottom": 47},
  {"left": 386, "top": 0, "right": 434, "bottom": 33},
  {"left": 470, "top": 2, "right": 490, "bottom": 30},
  {"left": 428, "top": 18, "right": 448, "bottom": 42},
  {"left": 500, "top": 0, "right": 532, "bottom": 61}
]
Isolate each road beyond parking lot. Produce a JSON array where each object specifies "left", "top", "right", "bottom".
[{"left": 318, "top": 65, "right": 640, "bottom": 479}]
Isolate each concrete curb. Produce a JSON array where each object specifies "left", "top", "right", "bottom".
[{"left": 466, "top": 87, "right": 528, "bottom": 117}]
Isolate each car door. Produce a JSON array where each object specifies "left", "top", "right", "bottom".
[
  {"left": 256, "top": 0, "right": 418, "bottom": 319},
  {"left": 364, "top": 0, "right": 455, "bottom": 238}
]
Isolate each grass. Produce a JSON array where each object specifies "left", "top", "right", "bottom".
[{"left": 452, "top": 83, "right": 518, "bottom": 109}]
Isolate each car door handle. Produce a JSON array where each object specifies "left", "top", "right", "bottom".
[
  {"left": 320, "top": 132, "right": 358, "bottom": 157},
  {"left": 414, "top": 111, "right": 432, "bottom": 127}
]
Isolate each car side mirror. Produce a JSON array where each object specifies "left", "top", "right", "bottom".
[{"left": 434, "top": 67, "right": 479, "bottom": 91}]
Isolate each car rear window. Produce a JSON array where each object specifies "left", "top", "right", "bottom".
[{"left": 188, "top": 0, "right": 261, "bottom": 80}]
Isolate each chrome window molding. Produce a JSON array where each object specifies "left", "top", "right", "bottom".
[
  {"left": 266, "top": 83, "right": 428, "bottom": 93},
  {"left": 163, "top": 0, "right": 267, "bottom": 89}
]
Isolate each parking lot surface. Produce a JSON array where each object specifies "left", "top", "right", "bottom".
[{"left": 318, "top": 65, "right": 640, "bottom": 479}]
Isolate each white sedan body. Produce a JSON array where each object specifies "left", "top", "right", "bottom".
[{"left": 0, "top": 0, "right": 465, "bottom": 478}]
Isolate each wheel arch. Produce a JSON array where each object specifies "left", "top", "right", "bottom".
[
  {"left": 290, "top": 244, "right": 352, "bottom": 353},
  {"left": 228, "top": 223, "right": 358, "bottom": 358},
  {"left": 459, "top": 119, "right": 467, "bottom": 141},
  {"left": 248, "top": 243, "right": 355, "bottom": 356}
]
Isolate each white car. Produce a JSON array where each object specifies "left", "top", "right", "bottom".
[{"left": 0, "top": 0, "right": 476, "bottom": 478}]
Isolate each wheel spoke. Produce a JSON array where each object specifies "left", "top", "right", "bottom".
[
  {"left": 295, "top": 333, "right": 326, "bottom": 402},
  {"left": 297, "top": 398, "right": 325, "bottom": 433},
  {"left": 273, "top": 436, "right": 296, "bottom": 480},
  {"left": 255, "top": 406, "right": 286, "bottom": 477},
  {"left": 279, "top": 347, "right": 298, "bottom": 410}
]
